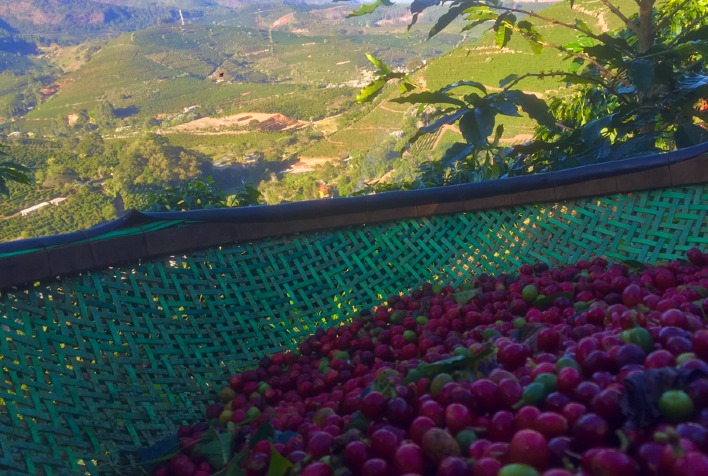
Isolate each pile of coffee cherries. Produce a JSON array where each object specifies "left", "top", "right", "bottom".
[{"left": 153, "top": 249, "right": 708, "bottom": 476}]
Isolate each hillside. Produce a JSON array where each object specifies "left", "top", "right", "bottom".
[
  {"left": 0, "top": 1, "right": 464, "bottom": 242},
  {"left": 292, "top": 0, "right": 636, "bottom": 180},
  {"left": 0, "top": 0, "right": 650, "bottom": 242}
]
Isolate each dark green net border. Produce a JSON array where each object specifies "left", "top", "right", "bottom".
[{"left": 0, "top": 184, "right": 707, "bottom": 475}]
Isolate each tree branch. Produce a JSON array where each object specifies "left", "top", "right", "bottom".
[
  {"left": 596, "top": 0, "right": 640, "bottom": 35},
  {"left": 509, "top": 28, "right": 627, "bottom": 87},
  {"left": 493, "top": 6, "right": 606, "bottom": 43},
  {"left": 501, "top": 71, "right": 624, "bottom": 101},
  {"left": 492, "top": 5, "right": 633, "bottom": 56}
]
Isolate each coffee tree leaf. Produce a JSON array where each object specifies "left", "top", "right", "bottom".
[
  {"left": 439, "top": 143, "right": 475, "bottom": 169},
  {"left": 224, "top": 448, "right": 249, "bottom": 476},
  {"left": 249, "top": 421, "right": 275, "bottom": 449},
  {"left": 451, "top": 287, "right": 483, "bottom": 305},
  {"left": 412, "top": 109, "right": 468, "bottom": 141},
  {"left": 345, "top": 0, "right": 394, "bottom": 17},
  {"left": 441, "top": 80, "right": 487, "bottom": 95},
  {"left": 356, "top": 79, "right": 387, "bottom": 104},
  {"left": 429, "top": 4, "right": 466, "bottom": 38},
  {"left": 629, "top": 59, "right": 655, "bottom": 94},
  {"left": 194, "top": 428, "right": 233, "bottom": 469},
  {"left": 344, "top": 411, "right": 370, "bottom": 432},
  {"left": 495, "top": 24, "right": 512, "bottom": 49},
  {"left": 135, "top": 435, "right": 180, "bottom": 467},
  {"left": 390, "top": 91, "right": 466, "bottom": 107},
  {"left": 403, "top": 345, "right": 494, "bottom": 384},
  {"left": 676, "top": 123, "right": 708, "bottom": 148},
  {"left": 505, "top": 90, "right": 556, "bottom": 128},
  {"left": 266, "top": 443, "right": 293, "bottom": 476}
]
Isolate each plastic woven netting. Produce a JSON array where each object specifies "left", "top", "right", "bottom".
[{"left": 0, "top": 184, "right": 706, "bottom": 475}]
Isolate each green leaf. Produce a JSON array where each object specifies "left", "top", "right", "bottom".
[
  {"left": 365, "top": 53, "right": 392, "bottom": 74},
  {"left": 346, "top": 0, "right": 395, "bottom": 17},
  {"left": 689, "top": 40, "right": 708, "bottom": 57},
  {"left": 574, "top": 19, "right": 593, "bottom": 35},
  {"left": 439, "top": 143, "right": 475, "bottom": 169},
  {"left": 567, "top": 58, "right": 586, "bottom": 75},
  {"left": 686, "top": 286, "right": 708, "bottom": 298},
  {"left": 517, "top": 20, "right": 543, "bottom": 55},
  {"left": 441, "top": 80, "right": 487, "bottom": 95},
  {"left": 356, "top": 79, "right": 387, "bottom": 104},
  {"left": 580, "top": 114, "right": 614, "bottom": 143},
  {"left": 494, "top": 99, "right": 520, "bottom": 117},
  {"left": 224, "top": 448, "right": 249, "bottom": 476},
  {"left": 628, "top": 60, "right": 655, "bottom": 95},
  {"left": 475, "top": 106, "right": 496, "bottom": 141},
  {"left": 675, "top": 123, "right": 708, "bottom": 148},
  {"left": 504, "top": 91, "right": 555, "bottom": 128},
  {"left": 429, "top": 5, "right": 466, "bottom": 38},
  {"left": 621, "top": 259, "right": 647, "bottom": 271},
  {"left": 411, "top": 0, "right": 439, "bottom": 15},
  {"left": 583, "top": 43, "right": 624, "bottom": 66},
  {"left": 495, "top": 24, "right": 511, "bottom": 49},
  {"left": 492, "top": 124, "right": 505, "bottom": 146},
  {"left": 459, "top": 106, "right": 496, "bottom": 146},
  {"left": 499, "top": 74, "right": 520, "bottom": 88},
  {"left": 249, "top": 420, "right": 275, "bottom": 448},
  {"left": 462, "top": 6, "right": 498, "bottom": 32},
  {"left": 266, "top": 444, "right": 293, "bottom": 476},
  {"left": 676, "top": 73, "right": 708, "bottom": 92},
  {"left": 451, "top": 287, "right": 482, "bottom": 304},
  {"left": 344, "top": 411, "right": 370, "bottom": 432},
  {"left": 459, "top": 111, "right": 481, "bottom": 145},
  {"left": 390, "top": 91, "right": 466, "bottom": 107},
  {"left": 135, "top": 435, "right": 181, "bottom": 468},
  {"left": 403, "top": 345, "right": 495, "bottom": 384},
  {"left": 462, "top": 18, "right": 498, "bottom": 33},
  {"left": 193, "top": 428, "right": 234, "bottom": 470},
  {"left": 414, "top": 109, "right": 467, "bottom": 138},
  {"left": 533, "top": 292, "right": 572, "bottom": 310},
  {"left": 494, "top": 12, "right": 515, "bottom": 49},
  {"left": 399, "top": 80, "right": 417, "bottom": 94},
  {"left": 564, "top": 36, "right": 596, "bottom": 53}
]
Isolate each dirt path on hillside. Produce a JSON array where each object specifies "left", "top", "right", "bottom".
[
  {"left": 430, "top": 125, "right": 533, "bottom": 149},
  {"left": 378, "top": 104, "right": 406, "bottom": 113},
  {"left": 431, "top": 125, "right": 457, "bottom": 150}
]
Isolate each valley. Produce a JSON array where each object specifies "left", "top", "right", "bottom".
[{"left": 0, "top": 0, "right": 631, "bottom": 242}]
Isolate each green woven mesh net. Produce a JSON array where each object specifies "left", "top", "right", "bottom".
[{"left": 0, "top": 185, "right": 706, "bottom": 475}]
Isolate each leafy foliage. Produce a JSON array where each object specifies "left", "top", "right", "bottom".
[
  {"left": 0, "top": 144, "right": 31, "bottom": 195},
  {"left": 344, "top": 0, "right": 708, "bottom": 185},
  {"left": 145, "top": 176, "right": 261, "bottom": 212}
]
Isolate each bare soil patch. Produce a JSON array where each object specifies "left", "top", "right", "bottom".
[
  {"left": 170, "top": 112, "right": 306, "bottom": 133},
  {"left": 287, "top": 156, "right": 339, "bottom": 174},
  {"left": 272, "top": 12, "right": 295, "bottom": 29}
]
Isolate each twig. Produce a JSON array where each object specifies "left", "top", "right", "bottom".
[
  {"left": 501, "top": 70, "right": 624, "bottom": 102},
  {"left": 508, "top": 27, "right": 627, "bottom": 87},
  {"left": 491, "top": 5, "right": 633, "bottom": 56},
  {"left": 597, "top": 0, "right": 640, "bottom": 35}
]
